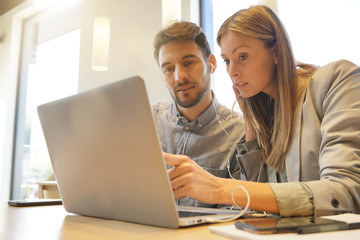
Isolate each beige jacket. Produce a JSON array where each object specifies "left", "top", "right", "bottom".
[
  {"left": 236, "top": 60, "right": 360, "bottom": 216},
  {"left": 287, "top": 59, "right": 360, "bottom": 216}
]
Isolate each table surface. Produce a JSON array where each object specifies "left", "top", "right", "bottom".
[{"left": 0, "top": 202, "right": 232, "bottom": 240}]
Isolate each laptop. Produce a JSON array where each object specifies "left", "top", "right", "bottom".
[{"left": 37, "top": 76, "right": 242, "bottom": 228}]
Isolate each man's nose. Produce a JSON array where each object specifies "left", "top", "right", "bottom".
[{"left": 174, "top": 65, "right": 187, "bottom": 82}]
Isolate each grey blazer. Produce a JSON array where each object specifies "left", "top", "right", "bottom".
[{"left": 237, "top": 60, "right": 360, "bottom": 216}]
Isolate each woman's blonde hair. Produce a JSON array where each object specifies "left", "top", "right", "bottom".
[{"left": 217, "top": 5, "right": 317, "bottom": 170}]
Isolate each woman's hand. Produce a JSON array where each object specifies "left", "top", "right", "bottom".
[
  {"left": 233, "top": 85, "right": 256, "bottom": 141},
  {"left": 233, "top": 85, "right": 245, "bottom": 113},
  {"left": 163, "top": 152, "right": 222, "bottom": 204},
  {"left": 163, "top": 153, "right": 279, "bottom": 213}
]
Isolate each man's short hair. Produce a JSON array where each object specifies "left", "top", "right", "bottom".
[{"left": 153, "top": 21, "right": 211, "bottom": 65}]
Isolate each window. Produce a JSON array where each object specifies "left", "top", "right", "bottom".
[
  {"left": 211, "top": 0, "right": 257, "bottom": 111},
  {"left": 11, "top": 8, "right": 81, "bottom": 200},
  {"left": 278, "top": 0, "right": 360, "bottom": 66},
  {"left": 204, "top": 0, "right": 360, "bottom": 109}
]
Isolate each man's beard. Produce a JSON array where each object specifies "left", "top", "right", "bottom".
[{"left": 170, "top": 79, "right": 210, "bottom": 108}]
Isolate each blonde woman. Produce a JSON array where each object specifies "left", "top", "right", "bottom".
[{"left": 164, "top": 5, "right": 360, "bottom": 217}]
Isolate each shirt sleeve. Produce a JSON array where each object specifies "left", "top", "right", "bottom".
[{"left": 269, "top": 182, "right": 314, "bottom": 217}]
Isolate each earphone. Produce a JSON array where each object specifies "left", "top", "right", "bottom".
[
  {"left": 206, "top": 98, "right": 253, "bottom": 223},
  {"left": 209, "top": 63, "right": 214, "bottom": 73}
]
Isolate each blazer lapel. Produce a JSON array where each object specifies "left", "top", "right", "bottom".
[{"left": 285, "top": 90, "right": 307, "bottom": 181}]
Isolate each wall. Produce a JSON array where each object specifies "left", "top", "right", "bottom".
[
  {"left": 77, "top": 0, "right": 166, "bottom": 98},
  {"left": 0, "top": 0, "right": 25, "bottom": 15},
  {"left": 0, "top": 0, "right": 199, "bottom": 201}
]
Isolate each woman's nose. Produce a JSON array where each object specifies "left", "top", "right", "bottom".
[{"left": 228, "top": 62, "right": 240, "bottom": 78}]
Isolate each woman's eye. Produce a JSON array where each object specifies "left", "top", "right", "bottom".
[
  {"left": 223, "top": 59, "right": 230, "bottom": 65},
  {"left": 239, "top": 55, "right": 248, "bottom": 61}
]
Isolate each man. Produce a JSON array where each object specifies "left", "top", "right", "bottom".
[{"left": 152, "top": 21, "right": 244, "bottom": 207}]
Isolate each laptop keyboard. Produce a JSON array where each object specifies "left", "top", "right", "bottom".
[{"left": 178, "top": 211, "right": 214, "bottom": 218}]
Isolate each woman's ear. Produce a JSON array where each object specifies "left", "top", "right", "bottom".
[{"left": 273, "top": 46, "right": 278, "bottom": 64}]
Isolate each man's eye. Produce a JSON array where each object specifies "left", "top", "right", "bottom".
[
  {"left": 164, "top": 66, "right": 174, "bottom": 73},
  {"left": 184, "top": 61, "right": 194, "bottom": 66}
]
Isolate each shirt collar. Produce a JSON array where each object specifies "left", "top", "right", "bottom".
[{"left": 173, "top": 91, "right": 218, "bottom": 131}]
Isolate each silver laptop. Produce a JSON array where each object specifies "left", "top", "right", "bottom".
[{"left": 37, "top": 76, "right": 241, "bottom": 228}]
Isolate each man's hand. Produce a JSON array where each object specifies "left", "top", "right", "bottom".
[{"left": 163, "top": 152, "right": 222, "bottom": 204}]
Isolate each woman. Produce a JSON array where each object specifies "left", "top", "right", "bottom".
[{"left": 164, "top": 5, "right": 360, "bottom": 217}]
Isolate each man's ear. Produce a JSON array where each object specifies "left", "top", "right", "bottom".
[{"left": 208, "top": 54, "right": 217, "bottom": 73}]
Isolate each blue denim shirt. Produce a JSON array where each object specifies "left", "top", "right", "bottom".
[{"left": 151, "top": 93, "right": 244, "bottom": 207}]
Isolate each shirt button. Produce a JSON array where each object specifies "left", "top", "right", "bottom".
[
  {"left": 184, "top": 126, "right": 190, "bottom": 131},
  {"left": 331, "top": 199, "right": 339, "bottom": 208},
  {"left": 198, "top": 124, "right": 202, "bottom": 128},
  {"left": 240, "top": 150, "right": 247, "bottom": 155}
]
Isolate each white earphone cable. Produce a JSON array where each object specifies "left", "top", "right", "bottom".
[
  {"left": 205, "top": 184, "right": 250, "bottom": 223},
  {"left": 209, "top": 98, "right": 251, "bottom": 222}
]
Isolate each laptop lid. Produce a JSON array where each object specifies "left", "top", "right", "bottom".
[
  {"left": 37, "top": 76, "right": 185, "bottom": 228},
  {"left": 37, "top": 76, "right": 241, "bottom": 228}
]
